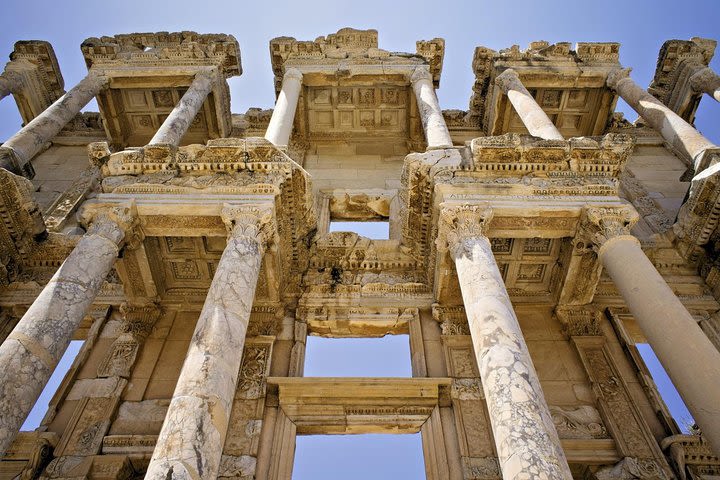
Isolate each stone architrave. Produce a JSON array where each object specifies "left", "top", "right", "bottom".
[
  {"left": 440, "top": 204, "right": 572, "bottom": 480},
  {"left": 149, "top": 69, "right": 217, "bottom": 146},
  {"left": 144, "top": 204, "right": 274, "bottom": 480},
  {"left": 584, "top": 205, "right": 720, "bottom": 454},
  {"left": 495, "top": 68, "right": 564, "bottom": 141},
  {"left": 607, "top": 69, "right": 716, "bottom": 170},
  {"left": 265, "top": 68, "right": 303, "bottom": 148},
  {"left": 0, "top": 70, "right": 108, "bottom": 177},
  {"left": 411, "top": 67, "right": 453, "bottom": 149},
  {"left": 0, "top": 204, "right": 138, "bottom": 455}
]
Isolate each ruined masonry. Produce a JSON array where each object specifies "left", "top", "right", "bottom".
[{"left": 0, "top": 29, "right": 719, "bottom": 480}]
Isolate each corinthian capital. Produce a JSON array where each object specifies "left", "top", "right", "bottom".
[
  {"left": 581, "top": 205, "right": 639, "bottom": 249},
  {"left": 80, "top": 203, "right": 142, "bottom": 248},
  {"left": 221, "top": 204, "right": 275, "bottom": 246},
  {"left": 606, "top": 68, "right": 632, "bottom": 90},
  {"left": 437, "top": 204, "right": 493, "bottom": 254}
]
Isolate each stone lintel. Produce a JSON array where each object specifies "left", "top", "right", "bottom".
[
  {"left": 269, "top": 28, "right": 443, "bottom": 92},
  {"left": 81, "top": 31, "right": 241, "bottom": 77},
  {"left": 266, "top": 376, "right": 451, "bottom": 434},
  {"left": 470, "top": 132, "right": 635, "bottom": 177}
]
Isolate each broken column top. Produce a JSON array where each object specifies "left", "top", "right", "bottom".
[
  {"left": 80, "top": 31, "right": 242, "bottom": 78},
  {"left": 269, "top": 27, "right": 444, "bottom": 91}
]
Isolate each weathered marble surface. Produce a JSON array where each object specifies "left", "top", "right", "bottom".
[
  {"left": 144, "top": 205, "right": 272, "bottom": 480},
  {"left": 149, "top": 69, "right": 215, "bottom": 146},
  {"left": 265, "top": 68, "right": 302, "bottom": 148},
  {"left": 411, "top": 67, "right": 452, "bottom": 149},
  {"left": 0, "top": 71, "right": 22, "bottom": 100},
  {"left": 495, "top": 68, "right": 564, "bottom": 141},
  {"left": 447, "top": 206, "right": 572, "bottom": 480},
  {"left": 0, "top": 206, "right": 135, "bottom": 455},
  {"left": 607, "top": 68, "right": 716, "bottom": 169},
  {"left": 591, "top": 206, "right": 720, "bottom": 455},
  {"left": 690, "top": 66, "right": 720, "bottom": 102},
  {"left": 0, "top": 71, "right": 107, "bottom": 175}
]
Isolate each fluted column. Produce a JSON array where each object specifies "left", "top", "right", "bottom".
[
  {"left": 607, "top": 69, "right": 716, "bottom": 170},
  {"left": 149, "top": 69, "right": 216, "bottom": 146},
  {"left": 0, "top": 204, "right": 138, "bottom": 455},
  {"left": 0, "top": 70, "right": 108, "bottom": 177},
  {"left": 441, "top": 204, "right": 572, "bottom": 480},
  {"left": 690, "top": 66, "right": 720, "bottom": 103},
  {"left": 411, "top": 67, "right": 453, "bottom": 150},
  {"left": 495, "top": 69, "right": 564, "bottom": 141},
  {"left": 145, "top": 205, "right": 274, "bottom": 480},
  {"left": 265, "top": 68, "right": 303, "bottom": 148},
  {"left": 585, "top": 205, "right": 720, "bottom": 454}
]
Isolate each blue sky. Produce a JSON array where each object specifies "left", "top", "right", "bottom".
[{"left": 3, "top": 0, "right": 713, "bottom": 477}]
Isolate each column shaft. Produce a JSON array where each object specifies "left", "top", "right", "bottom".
[
  {"left": 0, "top": 71, "right": 107, "bottom": 175},
  {"left": 608, "top": 70, "right": 716, "bottom": 169},
  {"left": 690, "top": 66, "right": 720, "bottom": 103},
  {"left": 144, "top": 207, "right": 270, "bottom": 480},
  {"left": 448, "top": 214, "right": 571, "bottom": 479},
  {"left": 411, "top": 68, "right": 453, "bottom": 149},
  {"left": 149, "top": 70, "right": 215, "bottom": 146},
  {"left": 265, "top": 68, "right": 302, "bottom": 148},
  {"left": 0, "top": 211, "right": 130, "bottom": 455},
  {"left": 496, "top": 69, "right": 564, "bottom": 141},
  {"left": 599, "top": 236, "right": 720, "bottom": 453}
]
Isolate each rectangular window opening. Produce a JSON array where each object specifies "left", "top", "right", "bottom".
[
  {"left": 21, "top": 340, "right": 84, "bottom": 431},
  {"left": 329, "top": 221, "right": 389, "bottom": 240},
  {"left": 304, "top": 335, "right": 411, "bottom": 377},
  {"left": 636, "top": 343, "right": 696, "bottom": 433},
  {"left": 293, "top": 433, "right": 425, "bottom": 479}
]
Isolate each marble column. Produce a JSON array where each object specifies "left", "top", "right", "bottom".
[
  {"left": 442, "top": 204, "right": 572, "bottom": 480},
  {"left": 607, "top": 69, "right": 716, "bottom": 170},
  {"left": 149, "top": 69, "right": 216, "bottom": 146},
  {"left": 690, "top": 66, "right": 720, "bottom": 103},
  {"left": 411, "top": 67, "right": 453, "bottom": 150},
  {"left": 144, "top": 205, "right": 273, "bottom": 480},
  {"left": 495, "top": 69, "right": 564, "bottom": 141},
  {"left": 0, "top": 70, "right": 108, "bottom": 177},
  {"left": 264, "top": 68, "right": 303, "bottom": 148},
  {"left": 0, "top": 204, "right": 137, "bottom": 455},
  {"left": 586, "top": 206, "right": 720, "bottom": 454}
]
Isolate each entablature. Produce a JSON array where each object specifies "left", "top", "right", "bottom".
[
  {"left": 649, "top": 37, "right": 716, "bottom": 123},
  {"left": 468, "top": 41, "right": 621, "bottom": 138},
  {"left": 80, "top": 32, "right": 241, "bottom": 148}
]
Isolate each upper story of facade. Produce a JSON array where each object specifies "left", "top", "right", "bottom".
[{"left": 1, "top": 29, "right": 720, "bottom": 314}]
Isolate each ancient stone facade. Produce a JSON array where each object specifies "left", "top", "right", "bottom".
[{"left": 0, "top": 28, "right": 719, "bottom": 479}]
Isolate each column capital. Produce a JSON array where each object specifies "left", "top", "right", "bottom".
[
  {"left": 410, "top": 66, "right": 433, "bottom": 85},
  {"left": 437, "top": 204, "right": 493, "bottom": 255},
  {"left": 495, "top": 68, "right": 523, "bottom": 93},
  {"left": 555, "top": 305, "right": 603, "bottom": 337},
  {"left": 606, "top": 67, "right": 633, "bottom": 90},
  {"left": 581, "top": 205, "right": 639, "bottom": 251},
  {"left": 689, "top": 66, "right": 720, "bottom": 94},
  {"left": 118, "top": 302, "right": 162, "bottom": 340},
  {"left": 283, "top": 67, "right": 303, "bottom": 83},
  {"left": 221, "top": 204, "right": 275, "bottom": 246},
  {"left": 79, "top": 203, "right": 142, "bottom": 248}
]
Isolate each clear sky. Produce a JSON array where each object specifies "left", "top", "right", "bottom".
[{"left": 3, "top": 0, "right": 714, "bottom": 477}]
